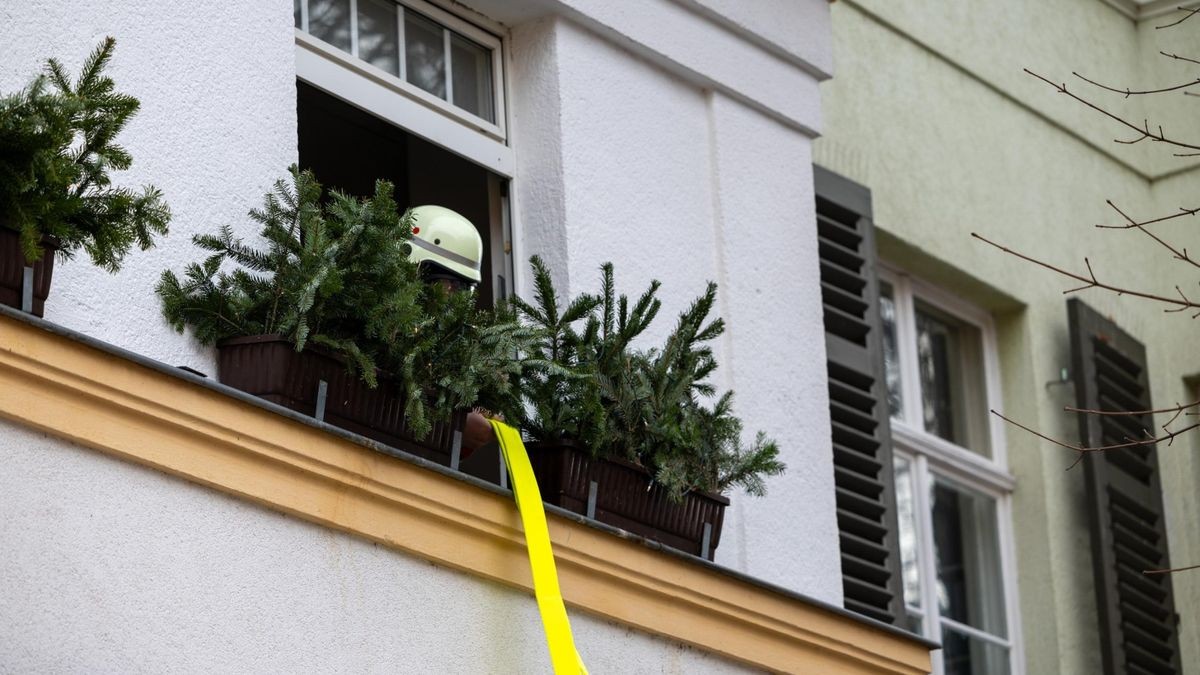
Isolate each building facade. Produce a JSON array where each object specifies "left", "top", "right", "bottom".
[
  {"left": 5, "top": 1, "right": 1195, "bottom": 673},
  {"left": 817, "top": 0, "right": 1200, "bottom": 673},
  {"left": 0, "top": 0, "right": 931, "bottom": 672}
]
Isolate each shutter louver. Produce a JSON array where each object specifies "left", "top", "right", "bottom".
[
  {"left": 815, "top": 166, "right": 906, "bottom": 626},
  {"left": 1067, "top": 298, "right": 1182, "bottom": 675}
]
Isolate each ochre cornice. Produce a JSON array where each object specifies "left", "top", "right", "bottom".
[{"left": 0, "top": 311, "right": 931, "bottom": 674}]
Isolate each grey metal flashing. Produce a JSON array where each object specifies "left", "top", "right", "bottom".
[{"left": 0, "top": 302, "right": 937, "bottom": 650}]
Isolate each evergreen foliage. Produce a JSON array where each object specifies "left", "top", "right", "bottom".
[
  {"left": 510, "top": 257, "right": 785, "bottom": 500},
  {"left": 389, "top": 286, "right": 538, "bottom": 439},
  {"left": 158, "top": 166, "right": 530, "bottom": 440},
  {"left": 157, "top": 166, "right": 418, "bottom": 386},
  {"left": 0, "top": 37, "right": 169, "bottom": 269}
]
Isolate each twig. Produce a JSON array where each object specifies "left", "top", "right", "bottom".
[
  {"left": 1073, "top": 71, "right": 1200, "bottom": 98},
  {"left": 1096, "top": 204, "right": 1199, "bottom": 230},
  {"left": 1102, "top": 200, "right": 1200, "bottom": 270},
  {"left": 1065, "top": 400, "right": 1200, "bottom": 417},
  {"left": 1145, "top": 563, "right": 1200, "bottom": 575},
  {"left": 1026, "top": 69, "right": 1200, "bottom": 151},
  {"left": 1161, "top": 51, "right": 1200, "bottom": 66},
  {"left": 1156, "top": 6, "right": 1200, "bottom": 29},
  {"left": 991, "top": 409, "right": 1200, "bottom": 470},
  {"left": 971, "top": 233, "right": 1200, "bottom": 311},
  {"left": 1066, "top": 399, "right": 1199, "bottom": 434}
]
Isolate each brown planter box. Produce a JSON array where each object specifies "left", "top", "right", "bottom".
[
  {"left": 527, "top": 442, "right": 729, "bottom": 560},
  {"left": 217, "top": 335, "right": 464, "bottom": 463},
  {"left": 0, "top": 228, "right": 56, "bottom": 317}
]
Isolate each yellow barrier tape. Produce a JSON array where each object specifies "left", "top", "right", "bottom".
[{"left": 491, "top": 420, "right": 589, "bottom": 675}]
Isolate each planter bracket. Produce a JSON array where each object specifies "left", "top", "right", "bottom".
[
  {"left": 21, "top": 267, "right": 33, "bottom": 313},
  {"left": 314, "top": 379, "right": 328, "bottom": 421},
  {"left": 701, "top": 522, "right": 713, "bottom": 560},
  {"left": 586, "top": 480, "right": 598, "bottom": 519},
  {"left": 450, "top": 433, "right": 462, "bottom": 470}
]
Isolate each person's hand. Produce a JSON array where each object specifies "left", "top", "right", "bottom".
[{"left": 462, "top": 410, "right": 497, "bottom": 454}]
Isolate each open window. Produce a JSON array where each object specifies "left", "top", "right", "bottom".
[{"left": 296, "top": 80, "right": 511, "bottom": 307}]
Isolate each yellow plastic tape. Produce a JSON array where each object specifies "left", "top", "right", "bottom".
[{"left": 490, "top": 420, "right": 589, "bottom": 675}]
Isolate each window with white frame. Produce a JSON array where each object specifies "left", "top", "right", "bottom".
[
  {"left": 879, "top": 266, "right": 1022, "bottom": 675},
  {"left": 291, "top": 0, "right": 514, "bottom": 308},
  {"left": 294, "top": 0, "right": 505, "bottom": 132}
]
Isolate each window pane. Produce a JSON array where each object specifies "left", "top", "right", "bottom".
[
  {"left": 358, "top": 0, "right": 399, "bottom": 76},
  {"left": 931, "top": 477, "right": 1007, "bottom": 636},
  {"left": 915, "top": 301, "right": 989, "bottom": 455},
  {"left": 880, "top": 282, "right": 902, "bottom": 421},
  {"left": 294, "top": 0, "right": 302, "bottom": 29},
  {"left": 450, "top": 32, "right": 494, "bottom": 122},
  {"left": 894, "top": 456, "right": 922, "bottom": 608},
  {"left": 941, "top": 624, "right": 1010, "bottom": 675},
  {"left": 405, "top": 10, "right": 446, "bottom": 99},
  {"left": 309, "top": 0, "right": 352, "bottom": 52}
]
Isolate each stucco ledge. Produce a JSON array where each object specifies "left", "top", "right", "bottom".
[{"left": 0, "top": 307, "right": 932, "bottom": 674}]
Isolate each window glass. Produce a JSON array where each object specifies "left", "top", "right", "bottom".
[
  {"left": 294, "top": 0, "right": 303, "bottom": 29},
  {"left": 450, "top": 33, "right": 494, "bottom": 122},
  {"left": 941, "top": 626, "right": 1010, "bottom": 675},
  {"left": 405, "top": 10, "right": 446, "bottom": 99},
  {"left": 931, "top": 477, "right": 1007, "bottom": 637},
  {"left": 894, "top": 455, "right": 922, "bottom": 609},
  {"left": 915, "top": 300, "right": 989, "bottom": 455},
  {"left": 309, "top": 0, "right": 352, "bottom": 53},
  {"left": 880, "top": 282, "right": 902, "bottom": 421},
  {"left": 358, "top": 0, "right": 400, "bottom": 76}
]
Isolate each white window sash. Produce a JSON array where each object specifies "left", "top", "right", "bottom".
[
  {"left": 295, "top": 33, "right": 514, "bottom": 177},
  {"left": 883, "top": 266, "right": 1024, "bottom": 675},
  {"left": 295, "top": 0, "right": 506, "bottom": 139}
]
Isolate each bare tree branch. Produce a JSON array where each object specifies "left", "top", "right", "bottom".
[
  {"left": 990, "top": 409, "right": 1200, "bottom": 471},
  {"left": 1065, "top": 400, "right": 1200, "bottom": 417},
  {"left": 1102, "top": 200, "right": 1200, "bottom": 270},
  {"left": 1096, "top": 204, "right": 1200, "bottom": 230},
  {"left": 1025, "top": 69, "right": 1200, "bottom": 151},
  {"left": 971, "top": 233, "right": 1200, "bottom": 313},
  {"left": 1073, "top": 71, "right": 1200, "bottom": 98},
  {"left": 1145, "top": 563, "right": 1200, "bottom": 575},
  {"left": 1161, "top": 50, "right": 1200, "bottom": 66},
  {"left": 1156, "top": 6, "right": 1200, "bottom": 29}
]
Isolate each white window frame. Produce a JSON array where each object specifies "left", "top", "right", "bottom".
[
  {"left": 295, "top": 0, "right": 514, "bottom": 177},
  {"left": 881, "top": 264, "right": 1024, "bottom": 675}
]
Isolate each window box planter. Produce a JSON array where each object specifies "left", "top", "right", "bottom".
[
  {"left": 527, "top": 441, "right": 729, "bottom": 560},
  {"left": 0, "top": 229, "right": 57, "bottom": 318},
  {"left": 216, "top": 334, "right": 464, "bottom": 463}
]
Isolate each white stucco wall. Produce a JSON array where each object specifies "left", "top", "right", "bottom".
[
  {"left": 511, "top": 17, "right": 840, "bottom": 600},
  {"left": 0, "top": 419, "right": 755, "bottom": 674},
  {"left": 2, "top": 0, "right": 844, "bottom": 644},
  {"left": 0, "top": 0, "right": 300, "bottom": 375}
]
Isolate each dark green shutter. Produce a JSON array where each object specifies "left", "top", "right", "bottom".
[
  {"left": 1068, "top": 298, "right": 1181, "bottom": 674},
  {"left": 815, "top": 166, "right": 906, "bottom": 626}
]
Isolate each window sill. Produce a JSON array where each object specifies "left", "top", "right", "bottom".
[{"left": 0, "top": 306, "right": 932, "bottom": 674}]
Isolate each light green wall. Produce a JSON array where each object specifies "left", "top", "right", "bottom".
[{"left": 815, "top": 0, "right": 1200, "bottom": 672}]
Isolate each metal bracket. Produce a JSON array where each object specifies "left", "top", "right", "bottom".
[
  {"left": 701, "top": 522, "right": 713, "bottom": 560},
  {"left": 314, "top": 380, "right": 328, "bottom": 421},
  {"left": 586, "top": 480, "right": 598, "bottom": 519},
  {"left": 21, "top": 266, "right": 33, "bottom": 313},
  {"left": 1045, "top": 367, "right": 1072, "bottom": 390},
  {"left": 450, "top": 431, "right": 463, "bottom": 470},
  {"left": 499, "top": 453, "right": 508, "bottom": 490}
]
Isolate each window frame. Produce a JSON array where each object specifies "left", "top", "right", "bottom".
[
  {"left": 880, "top": 264, "right": 1024, "bottom": 675},
  {"left": 295, "top": 0, "right": 514, "bottom": 177}
]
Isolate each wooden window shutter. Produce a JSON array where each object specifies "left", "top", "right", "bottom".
[
  {"left": 1067, "top": 298, "right": 1182, "bottom": 674},
  {"left": 814, "top": 166, "right": 906, "bottom": 625}
]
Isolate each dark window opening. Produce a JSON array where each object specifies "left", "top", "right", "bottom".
[{"left": 296, "top": 80, "right": 509, "bottom": 307}]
